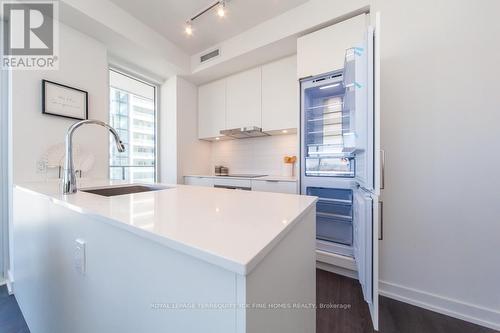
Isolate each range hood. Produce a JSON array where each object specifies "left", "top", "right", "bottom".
[{"left": 220, "top": 126, "right": 270, "bottom": 139}]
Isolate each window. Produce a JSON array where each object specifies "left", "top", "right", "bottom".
[{"left": 109, "top": 69, "right": 157, "bottom": 183}]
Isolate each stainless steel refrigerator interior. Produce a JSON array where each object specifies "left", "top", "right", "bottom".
[{"left": 300, "top": 15, "right": 381, "bottom": 330}]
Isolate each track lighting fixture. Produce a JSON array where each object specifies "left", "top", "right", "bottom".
[{"left": 184, "top": 0, "right": 228, "bottom": 36}]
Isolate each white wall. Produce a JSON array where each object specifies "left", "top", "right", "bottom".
[
  {"left": 176, "top": 77, "right": 212, "bottom": 182},
  {"left": 0, "top": 32, "right": 10, "bottom": 280},
  {"left": 211, "top": 135, "right": 298, "bottom": 176},
  {"left": 160, "top": 76, "right": 211, "bottom": 184},
  {"left": 189, "top": 0, "right": 370, "bottom": 84},
  {"left": 59, "top": 0, "right": 189, "bottom": 79},
  {"left": 11, "top": 23, "right": 109, "bottom": 182},
  {"left": 373, "top": 0, "right": 500, "bottom": 329}
]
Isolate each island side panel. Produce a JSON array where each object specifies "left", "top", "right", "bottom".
[
  {"left": 13, "top": 188, "right": 238, "bottom": 333},
  {"left": 242, "top": 207, "right": 316, "bottom": 333}
]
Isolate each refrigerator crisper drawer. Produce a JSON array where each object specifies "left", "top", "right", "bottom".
[
  {"left": 305, "top": 157, "right": 354, "bottom": 177},
  {"left": 317, "top": 215, "right": 353, "bottom": 245}
]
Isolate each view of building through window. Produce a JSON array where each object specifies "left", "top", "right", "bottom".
[{"left": 109, "top": 70, "right": 156, "bottom": 182}]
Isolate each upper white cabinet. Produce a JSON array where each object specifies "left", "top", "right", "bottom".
[
  {"left": 297, "top": 14, "right": 367, "bottom": 78},
  {"left": 198, "top": 58, "right": 298, "bottom": 140},
  {"left": 226, "top": 67, "right": 262, "bottom": 129},
  {"left": 262, "top": 56, "right": 298, "bottom": 132},
  {"left": 198, "top": 79, "right": 226, "bottom": 139}
]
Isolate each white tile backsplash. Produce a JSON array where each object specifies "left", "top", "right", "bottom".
[{"left": 211, "top": 134, "right": 298, "bottom": 176}]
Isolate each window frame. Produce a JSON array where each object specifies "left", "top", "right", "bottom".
[{"left": 108, "top": 67, "right": 160, "bottom": 183}]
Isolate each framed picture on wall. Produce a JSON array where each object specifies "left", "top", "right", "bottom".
[{"left": 42, "top": 80, "right": 88, "bottom": 120}]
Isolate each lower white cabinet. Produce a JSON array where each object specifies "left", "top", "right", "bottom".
[
  {"left": 184, "top": 176, "right": 297, "bottom": 194},
  {"left": 184, "top": 176, "right": 214, "bottom": 187},
  {"left": 251, "top": 180, "right": 297, "bottom": 194},
  {"left": 213, "top": 178, "right": 252, "bottom": 189}
]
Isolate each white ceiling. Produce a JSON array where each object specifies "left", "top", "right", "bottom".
[{"left": 108, "top": 0, "right": 309, "bottom": 55}]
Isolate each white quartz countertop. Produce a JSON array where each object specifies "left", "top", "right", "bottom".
[
  {"left": 15, "top": 180, "right": 316, "bottom": 275},
  {"left": 185, "top": 174, "right": 297, "bottom": 182}
]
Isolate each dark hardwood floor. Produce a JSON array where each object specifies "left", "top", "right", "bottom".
[
  {"left": 1, "top": 272, "right": 498, "bottom": 333},
  {"left": 317, "top": 269, "right": 499, "bottom": 333},
  {"left": 0, "top": 285, "right": 29, "bottom": 333}
]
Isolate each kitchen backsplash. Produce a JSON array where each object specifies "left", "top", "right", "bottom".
[{"left": 211, "top": 134, "right": 298, "bottom": 176}]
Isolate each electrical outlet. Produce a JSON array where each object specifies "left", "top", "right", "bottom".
[
  {"left": 74, "top": 239, "right": 86, "bottom": 275},
  {"left": 36, "top": 158, "right": 47, "bottom": 174}
]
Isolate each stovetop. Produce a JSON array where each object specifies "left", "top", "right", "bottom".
[{"left": 216, "top": 174, "right": 268, "bottom": 179}]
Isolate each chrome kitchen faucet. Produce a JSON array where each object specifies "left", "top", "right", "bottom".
[{"left": 62, "top": 119, "right": 125, "bottom": 194}]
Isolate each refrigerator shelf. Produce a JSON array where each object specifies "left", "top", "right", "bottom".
[
  {"left": 306, "top": 129, "right": 343, "bottom": 136},
  {"left": 306, "top": 102, "right": 343, "bottom": 111},
  {"left": 307, "top": 143, "right": 344, "bottom": 147},
  {"left": 306, "top": 170, "right": 354, "bottom": 176},
  {"left": 307, "top": 152, "right": 354, "bottom": 158},
  {"left": 306, "top": 112, "right": 346, "bottom": 121},
  {"left": 306, "top": 170, "right": 354, "bottom": 174}
]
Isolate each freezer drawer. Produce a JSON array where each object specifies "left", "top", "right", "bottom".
[
  {"left": 316, "top": 200, "right": 352, "bottom": 221},
  {"left": 317, "top": 215, "right": 353, "bottom": 245},
  {"left": 306, "top": 187, "right": 353, "bottom": 203}
]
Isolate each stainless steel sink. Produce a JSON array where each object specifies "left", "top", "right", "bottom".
[{"left": 81, "top": 184, "right": 170, "bottom": 197}]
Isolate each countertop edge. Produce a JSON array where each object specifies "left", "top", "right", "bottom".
[
  {"left": 184, "top": 175, "right": 297, "bottom": 182},
  {"left": 243, "top": 202, "right": 317, "bottom": 274},
  {"left": 13, "top": 184, "right": 316, "bottom": 276},
  {"left": 14, "top": 185, "right": 248, "bottom": 275}
]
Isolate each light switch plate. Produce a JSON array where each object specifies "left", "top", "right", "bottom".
[{"left": 74, "top": 239, "right": 86, "bottom": 275}]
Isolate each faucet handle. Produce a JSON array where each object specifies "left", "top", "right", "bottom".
[{"left": 117, "top": 140, "right": 126, "bottom": 152}]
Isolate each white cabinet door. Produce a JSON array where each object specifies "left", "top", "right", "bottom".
[
  {"left": 353, "top": 188, "right": 379, "bottom": 331},
  {"left": 352, "top": 20, "right": 378, "bottom": 194},
  {"left": 251, "top": 180, "right": 297, "bottom": 194},
  {"left": 226, "top": 67, "right": 262, "bottom": 129},
  {"left": 213, "top": 178, "right": 252, "bottom": 189},
  {"left": 198, "top": 79, "right": 226, "bottom": 139},
  {"left": 184, "top": 176, "right": 214, "bottom": 187},
  {"left": 297, "top": 14, "right": 367, "bottom": 78},
  {"left": 262, "top": 56, "right": 298, "bottom": 132},
  {"left": 353, "top": 14, "right": 381, "bottom": 331}
]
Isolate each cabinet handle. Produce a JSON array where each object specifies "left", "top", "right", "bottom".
[
  {"left": 378, "top": 201, "right": 384, "bottom": 241},
  {"left": 265, "top": 180, "right": 279, "bottom": 183},
  {"left": 380, "top": 149, "right": 386, "bottom": 190}
]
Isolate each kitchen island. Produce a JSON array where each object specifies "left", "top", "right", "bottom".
[{"left": 12, "top": 180, "right": 317, "bottom": 333}]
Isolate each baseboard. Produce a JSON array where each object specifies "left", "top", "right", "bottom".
[
  {"left": 379, "top": 280, "right": 500, "bottom": 331},
  {"left": 6, "top": 269, "right": 13, "bottom": 294}
]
